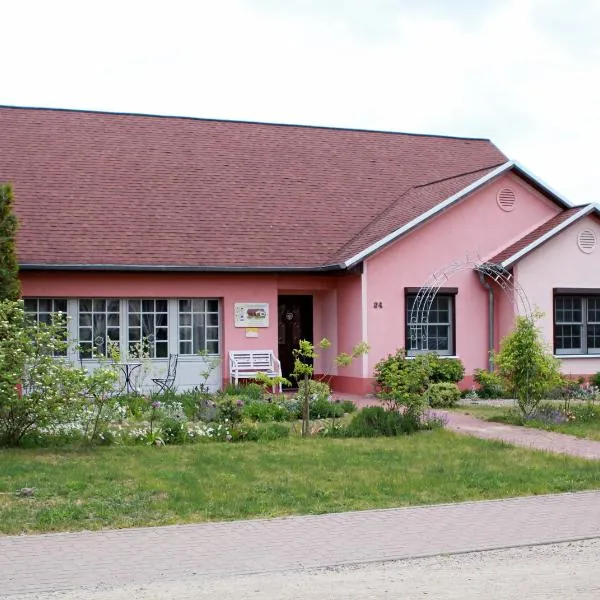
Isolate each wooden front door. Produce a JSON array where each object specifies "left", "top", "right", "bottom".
[{"left": 278, "top": 295, "right": 314, "bottom": 380}]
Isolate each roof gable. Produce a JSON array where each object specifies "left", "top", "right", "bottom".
[{"left": 487, "top": 204, "right": 598, "bottom": 268}]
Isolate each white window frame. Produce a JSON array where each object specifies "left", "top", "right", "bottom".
[
  {"left": 554, "top": 294, "right": 600, "bottom": 355},
  {"left": 178, "top": 298, "right": 221, "bottom": 356},
  {"left": 127, "top": 299, "right": 169, "bottom": 359},
  {"left": 78, "top": 298, "right": 121, "bottom": 359},
  {"left": 406, "top": 293, "right": 454, "bottom": 356},
  {"left": 23, "top": 298, "right": 69, "bottom": 357}
]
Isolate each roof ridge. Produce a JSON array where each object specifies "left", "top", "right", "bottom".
[
  {"left": 0, "top": 104, "right": 494, "bottom": 142},
  {"left": 414, "top": 163, "right": 507, "bottom": 189}
]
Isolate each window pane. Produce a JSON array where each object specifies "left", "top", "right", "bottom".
[
  {"left": 179, "top": 313, "right": 191, "bottom": 326},
  {"left": 24, "top": 299, "right": 37, "bottom": 312},
  {"left": 180, "top": 341, "right": 193, "bottom": 355},
  {"left": 129, "top": 328, "right": 140, "bottom": 341},
  {"left": 142, "top": 299, "right": 153, "bottom": 312},
  {"left": 79, "top": 299, "right": 92, "bottom": 313},
  {"left": 207, "top": 341, "right": 219, "bottom": 354},
  {"left": 555, "top": 324, "right": 581, "bottom": 350},
  {"left": 179, "top": 327, "right": 191, "bottom": 341},
  {"left": 192, "top": 299, "right": 205, "bottom": 312},
  {"left": 107, "top": 299, "right": 120, "bottom": 312},
  {"left": 128, "top": 299, "right": 141, "bottom": 312},
  {"left": 129, "top": 313, "right": 140, "bottom": 327},
  {"left": 38, "top": 299, "right": 52, "bottom": 312},
  {"left": 55, "top": 299, "right": 67, "bottom": 313},
  {"left": 587, "top": 324, "right": 600, "bottom": 351},
  {"left": 156, "top": 342, "right": 168, "bottom": 358},
  {"left": 93, "top": 299, "right": 106, "bottom": 312},
  {"left": 207, "top": 299, "right": 219, "bottom": 312},
  {"left": 156, "top": 300, "right": 168, "bottom": 313},
  {"left": 179, "top": 299, "right": 191, "bottom": 312},
  {"left": 588, "top": 298, "right": 600, "bottom": 323}
]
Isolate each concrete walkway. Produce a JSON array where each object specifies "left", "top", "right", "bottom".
[
  {"left": 2, "top": 491, "right": 600, "bottom": 597},
  {"left": 443, "top": 410, "right": 600, "bottom": 459}
]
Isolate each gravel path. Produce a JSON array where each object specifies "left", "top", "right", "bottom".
[{"left": 6, "top": 539, "right": 600, "bottom": 599}]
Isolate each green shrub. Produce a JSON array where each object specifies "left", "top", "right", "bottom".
[
  {"left": 240, "top": 383, "right": 264, "bottom": 401},
  {"left": 496, "top": 314, "right": 562, "bottom": 417},
  {"left": 346, "top": 406, "right": 421, "bottom": 437},
  {"left": 591, "top": 372, "right": 600, "bottom": 388},
  {"left": 234, "top": 422, "right": 290, "bottom": 441},
  {"left": 426, "top": 382, "right": 461, "bottom": 407},
  {"left": 161, "top": 417, "right": 187, "bottom": 444},
  {"left": 310, "top": 397, "right": 344, "bottom": 419},
  {"left": 473, "top": 369, "right": 505, "bottom": 399},
  {"left": 215, "top": 395, "right": 244, "bottom": 424},
  {"left": 427, "top": 355, "right": 465, "bottom": 383},
  {"left": 243, "top": 401, "right": 290, "bottom": 422},
  {"left": 295, "top": 379, "right": 331, "bottom": 402},
  {"left": 338, "top": 399, "right": 357, "bottom": 413}
]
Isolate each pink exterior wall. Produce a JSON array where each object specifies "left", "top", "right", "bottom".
[
  {"left": 20, "top": 270, "right": 345, "bottom": 383},
  {"left": 334, "top": 272, "right": 366, "bottom": 391},
  {"left": 515, "top": 215, "right": 600, "bottom": 375},
  {"left": 364, "top": 173, "right": 561, "bottom": 379}
]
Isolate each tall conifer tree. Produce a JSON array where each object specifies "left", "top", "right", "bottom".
[{"left": 0, "top": 183, "right": 21, "bottom": 300}]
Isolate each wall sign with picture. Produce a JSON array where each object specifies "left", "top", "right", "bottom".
[{"left": 234, "top": 303, "right": 269, "bottom": 327}]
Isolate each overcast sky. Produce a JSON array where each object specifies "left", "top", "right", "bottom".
[{"left": 2, "top": 0, "right": 598, "bottom": 205}]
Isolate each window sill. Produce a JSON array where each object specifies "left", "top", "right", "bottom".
[
  {"left": 554, "top": 354, "right": 600, "bottom": 359},
  {"left": 407, "top": 355, "right": 460, "bottom": 359}
]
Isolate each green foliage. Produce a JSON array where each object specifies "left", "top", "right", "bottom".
[
  {"left": 309, "top": 397, "right": 344, "bottom": 419},
  {"left": 346, "top": 406, "right": 421, "bottom": 437},
  {"left": 427, "top": 355, "right": 465, "bottom": 383},
  {"left": 240, "top": 382, "right": 264, "bottom": 401},
  {"left": 0, "top": 184, "right": 20, "bottom": 301},
  {"left": 295, "top": 379, "right": 331, "bottom": 402},
  {"left": 80, "top": 365, "right": 120, "bottom": 443},
  {"left": 161, "top": 416, "right": 188, "bottom": 444},
  {"left": 495, "top": 314, "right": 562, "bottom": 417},
  {"left": 215, "top": 395, "right": 244, "bottom": 424},
  {"left": 0, "top": 300, "right": 88, "bottom": 446},
  {"left": 243, "top": 401, "right": 290, "bottom": 422},
  {"left": 373, "top": 349, "right": 429, "bottom": 417},
  {"left": 234, "top": 421, "right": 290, "bottom": 442},
  {"left": 426, "top": 382, "right": 461, "bottom": 408},
  {"left": 339, "top": 400, "right": 357, "bottom": 414},
  {"left": 591, "top": 372, "right": 600, "bottom": 388},
  {"left": 473, "top": 368, "right": 505, "bottom": 399},
  {"left": 291, "top": 337, "right": 368, "bottom": 437}
]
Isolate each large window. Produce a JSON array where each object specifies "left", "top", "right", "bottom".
[
  {"left": 554, "top": 294, "right": 600, "bottom": 355},
  {"left": 128, "top": 299, "right": 169, "bottom": 358},
  {"left": 24, "top": 298, "right": 68, "bottom": 356},
  {"left": 79, "top": 299, "right": 120, "bottom": 358},
  {"left": 406, "top": 293, "right": 454, "bottom": 356},
  {"left": 179, "top": 299, "right": 220, "bottom": 355}
]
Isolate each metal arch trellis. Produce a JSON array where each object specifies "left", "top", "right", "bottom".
[{"left": 407, "top": 254, "right": 532, "bottom": 353}]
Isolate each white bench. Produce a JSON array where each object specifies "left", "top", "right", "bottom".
[{"left": 229, "top": 350, "right": 283, "bottom": 392}]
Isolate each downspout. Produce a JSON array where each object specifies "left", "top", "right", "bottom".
[{"left": 478, "top": 272, "right": 494, "bottom": 372}]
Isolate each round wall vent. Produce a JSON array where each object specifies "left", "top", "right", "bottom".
[
  {"left": 497, "top": 188, "right": 516, "bottom": 212},
  {"left": 577, "top": 229, "right": 597, "bottom": 254}
]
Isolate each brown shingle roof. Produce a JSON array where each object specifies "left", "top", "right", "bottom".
[
  {"left": 1, "top": 106, "right": 509, "bottom": 269},
  {"left": 488, "top": 206, "right": 588, "bottom": 266}
]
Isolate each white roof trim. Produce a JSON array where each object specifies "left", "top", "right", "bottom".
[
  {"left": 343, "top": 160, "right": 575, "bottom": 269},
  {"left": 500, "top": 204, "right": 597, "bottom": 268}
]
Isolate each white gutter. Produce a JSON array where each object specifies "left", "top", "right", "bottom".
[
  {"left": 501, "top": 204, "right": 597, "bottom": 268},
  {"left": 343, "top": 160, "right": 576, "bottom": 269}
]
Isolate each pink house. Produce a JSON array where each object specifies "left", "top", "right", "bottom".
[{"left": 2, "top": 105, "right": 600, "bottom": 393}]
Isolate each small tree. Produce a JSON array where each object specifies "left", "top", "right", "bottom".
[
  {"left": 495, "top": 313, "right": 562, "bottom": 417},
  {"left": 0, "top": 183, "right": 21, "bottom": 301},
  {"left": 292, "top": 338, "right": 368, "bottom": 437}
]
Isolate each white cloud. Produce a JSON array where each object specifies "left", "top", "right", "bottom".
[{"left": 1, "top": 0, "right": 598, "bottom": 204}]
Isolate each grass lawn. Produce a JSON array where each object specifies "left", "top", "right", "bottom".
[
  {"left": 455, "top": 403, "right": 600, "bottom": 441},
  {"left": 2, "top": 430, "right": 600, "bottom": 535}
]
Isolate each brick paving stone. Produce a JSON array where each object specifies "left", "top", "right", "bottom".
[
  {"left": 2, "top": 491, "right": 600, "bottom": 597},
  {"left": 442, "top": 410, "right": 600, "bottom": 459}
]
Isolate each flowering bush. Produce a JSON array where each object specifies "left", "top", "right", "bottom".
[{"left": 0, "top": 300, "right": 88, "bottom": 446}]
